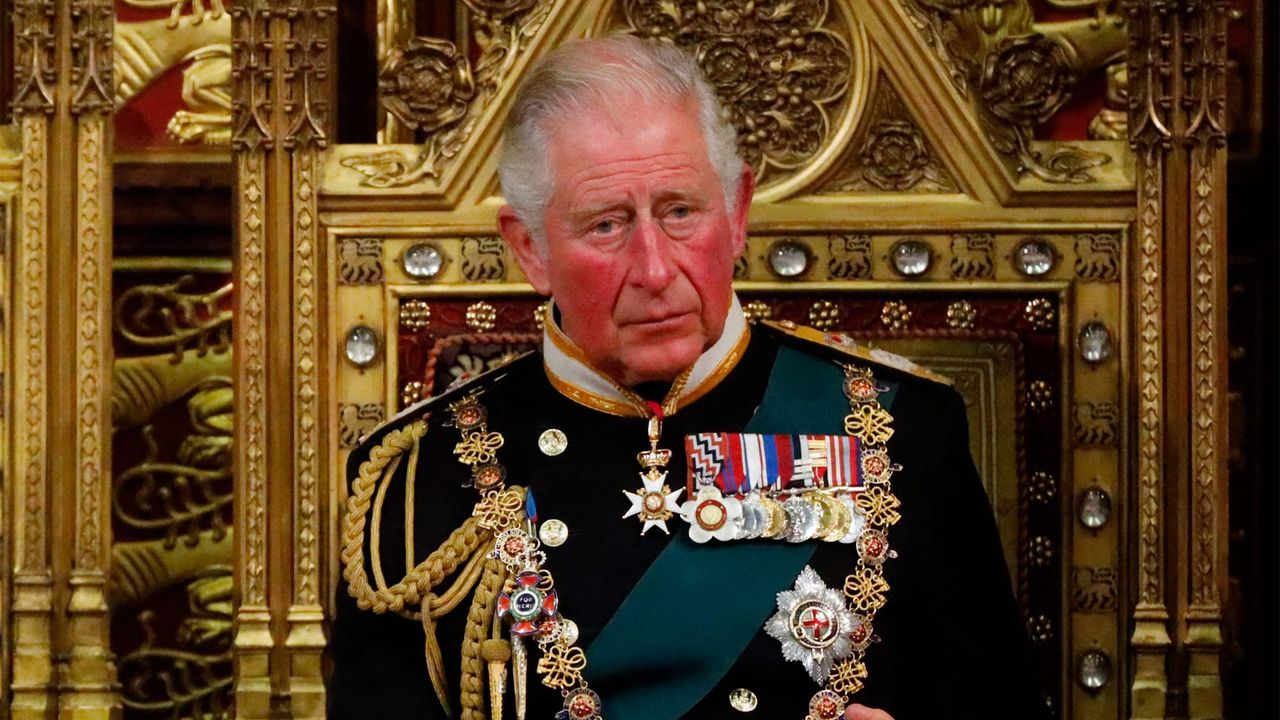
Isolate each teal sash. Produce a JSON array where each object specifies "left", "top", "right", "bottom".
[{"left": 583, "top": 347, "right": 897, "bottom": 719}]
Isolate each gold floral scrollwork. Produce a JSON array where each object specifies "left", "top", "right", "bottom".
[
  {"left": 461, "top": 237, "right": 508, "bottom": 282},
  {"left": 344, "top": 2, "right": 552, "bottom": 188},
  {"left": 114, "top": 276, "right": 233, "bottom": 361},
  {"left": 619, "top": 0, "right": 853, "bottom": 184},
  {"left": 117, "top": 567, "right": 233, "bottom": 718},
  {"left": 114, "top": 376, "right": 234, "bottom": 548},
  {"left": 903, "top": 1, "right": 1125, "bottom": 183},
  {"left": 379, "top": 37, "right": 476, "bottom": 134},
  {"left": 338, "top": 238, "right": 385, "bottom": 285},
  {"left": 828, "top": 235, "right": 872, "bottom": 280},
  {"left": 339, "top": 403, "right": 387, "bottom": 448},
  {"left": 1073, "top": 401, "right": 1119, "bottom": 447},
  {"left": 824, "top": 79, "right": 957, "bottom": 193},
  {"left": 949, "top": 234, "right": 994, "bottom": 279}
]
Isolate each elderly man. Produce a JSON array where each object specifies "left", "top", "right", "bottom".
[{"left": 331, "top": 36, "right": 1044, "bottom": 720}]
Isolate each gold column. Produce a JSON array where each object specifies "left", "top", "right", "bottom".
[
  {"left": 230, "top": 3, "right": 276, "bottom": 718},
  {"left": 1126, "top": 2, "right": 1174, "bottom": 716},
  {"left": 8, "top": 0, "right": 118, "bottom": 718},
  {"left": 62, "top": 0, "right": 118, "bottom": 716},
  {"left": 1126, "top": 1, "right": 1230, "bottom": 717},
  {"left": 9, "top": 4, "right": 57, "bottom": 717},
  {"left": 232, "top": 2, "right": 336, "bottom": 716}
]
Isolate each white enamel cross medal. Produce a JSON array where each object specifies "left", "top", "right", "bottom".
[{"left": 622, "top": 416, "right": 683, "bottom": 535}]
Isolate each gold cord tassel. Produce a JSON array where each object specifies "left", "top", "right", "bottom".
[{"left": 482, "top": 639, "right": 512, "bottom": 720}]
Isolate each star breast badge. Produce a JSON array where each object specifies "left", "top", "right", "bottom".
[{"left": 765, "top": 565, "right": 861, "bottom": 684}]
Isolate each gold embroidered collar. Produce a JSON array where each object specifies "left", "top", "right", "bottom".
[{"left": 541, "top": 294, "right": 750, "bottom": 417}]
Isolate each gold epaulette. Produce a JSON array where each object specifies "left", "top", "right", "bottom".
[{"left": 761, "top": 319, "right": 954, "bottom": 387}]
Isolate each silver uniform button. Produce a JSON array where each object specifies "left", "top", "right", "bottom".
[
  {"left": 538, "top": 518, "right": 569, "bottom": 547},
  {"left": 729, "top": 688, "right": 758, "bottom": 712},
  {"left": 538, "top": 428, "right": 568, "bottom": 456}
]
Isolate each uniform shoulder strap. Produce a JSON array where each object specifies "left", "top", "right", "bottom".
[{"left": 759, "top": 319, "right": 954, "bottom": 387}]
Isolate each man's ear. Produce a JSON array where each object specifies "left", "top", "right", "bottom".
[
  {"left": 498, "top": 205, "right": 552, "bottom": 295},
  {"left": 729, "top": 164, "right": 756, "bottom": 258}
]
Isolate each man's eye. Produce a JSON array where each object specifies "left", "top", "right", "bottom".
[
  {"left": 668, "top": 205, "right": 692, "bottom": 219},
  {"left": 592, "top": 219, "right": 618, "bottom": 235}
]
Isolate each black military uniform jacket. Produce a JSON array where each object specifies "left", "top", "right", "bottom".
[{"left": 330, "top": 301, "right": 1045, "bottom": 719}]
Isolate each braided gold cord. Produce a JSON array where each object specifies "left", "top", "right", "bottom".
[
  {"left": 343, "top": 421, "right": 489, "bottom": 613},
  {"left": 422, "top": 594, "right": 452, "bottom": 717},
  {"left": 461, "top": 556, "right": 508, "bottom": 720}
]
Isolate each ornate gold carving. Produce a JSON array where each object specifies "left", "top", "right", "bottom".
[
  {"left": 1185, "top": 0, "right": 1229, "bottom": 609},
  {"left": 1072, "top": 566, "right": 1119, "bottom": 613},
  {"left": 114, "top": 373, "right": 233, "bottom": 547},
  {"left": 824, "top": 77, "right": 957, "bottom": 193},
  {"left": 827, "top": 235, "right": 872, "bottom": 280},
  {"left": 1126, "top": 0, "right": 1173, "bottom": 623},
  {"left": 339, "top": 403, "right": 387, "bottom": 449},
  {"left": 293, "top": 145, "right": 322, "bottom": 609},
  {"left": 234, "top": 148, "right": 268, "bottom": 607},
  {"left": 338, "top": 238, "right": 386, "bottom": 285},
  {"left": 808, "top": 300, "right": 841, "bottom": 330},
  {"left": 17, "top": 115, "right": 49, "bottom": 571},
  {"left": 70, "top": 0, "right": 115, "bottom": 115},
  {"left": 344, "top": 1, "right": 552, "bottom": 187},
  {"left": 733, "top": 254, "right": 749, "bottom": 280},
  {"left": 400, "top": 299, "right": 432, "bottom": 331},
  {"left": 902, "top": 1, "right": 1124, "bottom": 183},
  {"left": 466, "top": 301, "right": 498, "bottom": 332},
  {"left": 1073, "top": 401, "right": 1119, "bottom": 447},
  {"left": 945, "top": 300, "right": 976, "bottom": 329},
  {"left": 379, "top": 37, "right": 475, "bottom": 133},
  {"left": 115, "top": 2, "right": 232, "bottom": 144},
  {"left": 949, "top": 234, "right": 994, "bottom": 279},
  {"left": 74, "top": 115, "right": 111, "bottom": 571},
  {"left": 12, "top": 1, "right": 57, "bottom": 114},
  {"left": 229, "top": 3, "right": 273, "bottom": 151},
  {"left": 116, "top": 568, "right": 233, "bottom": 717},
  {"left": 281, "top": 3, "right": 333, "bottom": 150},
  {"left": 1023, "top": 298, "right": 1055, "bottom": 331},
  {"left": 879, "top": 300, "right": 911, "bottom": 330},
  {"left": 1073, "top": 233, "right": 1121, "bottom": 282},
  {"left": 618, "top": 0, "right": 854, "bottom": 184},
  {"left": 114, "top": 276, "right": 233, "bottom": 359},
  {"left": 461, "top": 237, "right": 508, "bottom": 282}
]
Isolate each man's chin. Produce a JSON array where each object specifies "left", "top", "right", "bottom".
[{"left": 613, "top": 340, "right": 704, "bottom": 387}]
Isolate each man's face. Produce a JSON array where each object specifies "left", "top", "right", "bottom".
[{"left": 500, "top": 99, "right": 753, "bottom": 386}]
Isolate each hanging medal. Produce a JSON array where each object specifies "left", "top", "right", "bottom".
[{"left": 622, "top": 415, "right": 684, "bottom": 535}]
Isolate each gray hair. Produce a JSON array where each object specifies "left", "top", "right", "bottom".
[{"left": 499, "top": 35, "right": 744, "bottom": 246}]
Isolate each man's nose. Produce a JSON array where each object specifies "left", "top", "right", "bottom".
[{"left": 628, "top": 215, "right": 678, "bottom": 290}]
